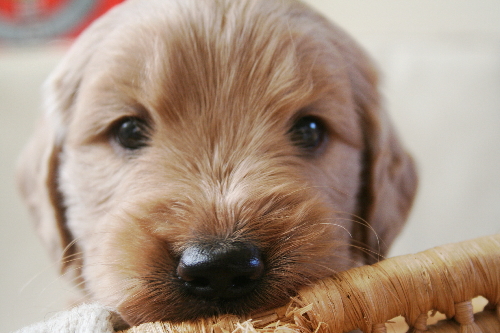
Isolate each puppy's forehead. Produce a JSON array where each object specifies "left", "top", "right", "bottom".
[{"left": 82, "top": 0, "right": 362, "bottom": 144}]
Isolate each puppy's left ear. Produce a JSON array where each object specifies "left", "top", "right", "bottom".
[
  {"left": 360, "top": 108, "right": 418, "bottom": 263},
  {"left": 343, "top": 41, "right": 418, "bottom": 263},
  {"left": 296, "top": 3, "right": 418, "bottom": 264}
]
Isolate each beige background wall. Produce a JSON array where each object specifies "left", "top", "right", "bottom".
[{"left": 1, "top": 1, "right": 500, "bottom": 331}]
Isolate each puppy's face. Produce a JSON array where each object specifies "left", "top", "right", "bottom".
[{"left": 18, "top": 0, "right": 417, "bottom": 326}]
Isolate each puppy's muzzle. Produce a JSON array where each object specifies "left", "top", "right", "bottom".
[{"left": 177, "top": 241, "right": 264, "bottom": 300}]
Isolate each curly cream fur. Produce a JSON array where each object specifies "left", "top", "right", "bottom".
[{"left": 17, "top": 0, "right": 417, "bottom": 326}]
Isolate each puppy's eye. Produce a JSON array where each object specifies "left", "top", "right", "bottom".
[
  {"left": 289, "top": 116, "right": 326, "bottom": 152},
  {"left": 114, "top": 117, "right": 150, "bottom": 150}
]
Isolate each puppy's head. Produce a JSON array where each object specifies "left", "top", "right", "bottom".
[{"left": 17, "top": 0, "right": 417, "bottom": 325}]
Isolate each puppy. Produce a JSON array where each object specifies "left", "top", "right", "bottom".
[{"left": 17, "top": 0, "right": 417, "bottom": 326}]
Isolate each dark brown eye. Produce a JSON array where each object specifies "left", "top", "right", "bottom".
[
  {"left": 289, "top": 116, "right": 326, "bottom": 151},
  {"left": 114, "top": 117, "right": 150, "bottom": 150}
]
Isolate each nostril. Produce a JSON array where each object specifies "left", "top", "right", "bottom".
[
  {"left": 230, "top": 275, "right": 258, "bottom": 293},
  {"left": 186, "top": 277, "right": 210, "bottom": 288},
  {"left": 233, "top": 276, "right": 251, "bottom": 288},
  {"left": 176, "top": 241, "right": 264, "bottom": 299}
]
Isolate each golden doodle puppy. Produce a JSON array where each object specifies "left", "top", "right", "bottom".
[{"left": 17, "top": 0, "right": 417, "bottom": 326}]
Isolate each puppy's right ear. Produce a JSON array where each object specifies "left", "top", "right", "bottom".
[
  {"left": 16, "top": 115, "right": 71, "bottom": 272},
  {"left": 16, "top": 4, "right": 125, "bottom": 273},
  {"left": 16, "top": 49, "right": 92, "bottom": 272}
]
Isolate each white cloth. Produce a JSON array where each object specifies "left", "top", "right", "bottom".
[{"left": 13, "top": 303, "right": 124, "bottom": 333}]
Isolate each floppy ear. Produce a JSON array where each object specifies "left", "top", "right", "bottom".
[
  {"left": 318, "top": 22, "right": 418, "bottom": 263},
  {"left": 16, "top": 4, "right": 125, "bottom": 273},
  {"left": 294, "top": 2, "right": 418, "bottom": 264},
  {"left": 345, "top": 45, "right": 418, "bottom": 264},
  {"left": 359, "top": 106, "right": 418, "bottom": 263},
  {"left": 16, "top": 115, "right": 72, "bottom": 272},
  {"left": 16, "top": 57, "right": 89, "bottom": 273}
]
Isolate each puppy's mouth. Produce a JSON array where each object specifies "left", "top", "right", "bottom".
[
  {"left": 112, "top": 197, "right": 340, "bottom": 326},
  {"left": 118, "top": 240, "right": 296, "bottom": 325}
]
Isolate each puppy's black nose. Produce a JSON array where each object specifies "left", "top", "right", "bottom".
[{"left": 177, "top": 242, "right": 264, "bottom": 299}]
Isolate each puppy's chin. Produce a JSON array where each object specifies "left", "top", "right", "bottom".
[
  {"left": 112, "top": 246, "right": 340, "bottom": 326},
  {"left": 116, "top": 275, "right": 291, "bottom": 324},
  {"left": 84, "top": 195, "right": 352, "bottom": 325}
]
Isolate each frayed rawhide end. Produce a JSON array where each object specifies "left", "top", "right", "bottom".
[{"left": 120, "top": 234, "right": 500, "bottom": 333}]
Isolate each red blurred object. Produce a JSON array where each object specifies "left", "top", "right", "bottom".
[{"left": 0, "top": 0, "right": 125, "bottom": 42}]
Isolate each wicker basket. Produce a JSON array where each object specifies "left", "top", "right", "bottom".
[{"left": 122, "top": 234, "right": 500, "bottom": 333}]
